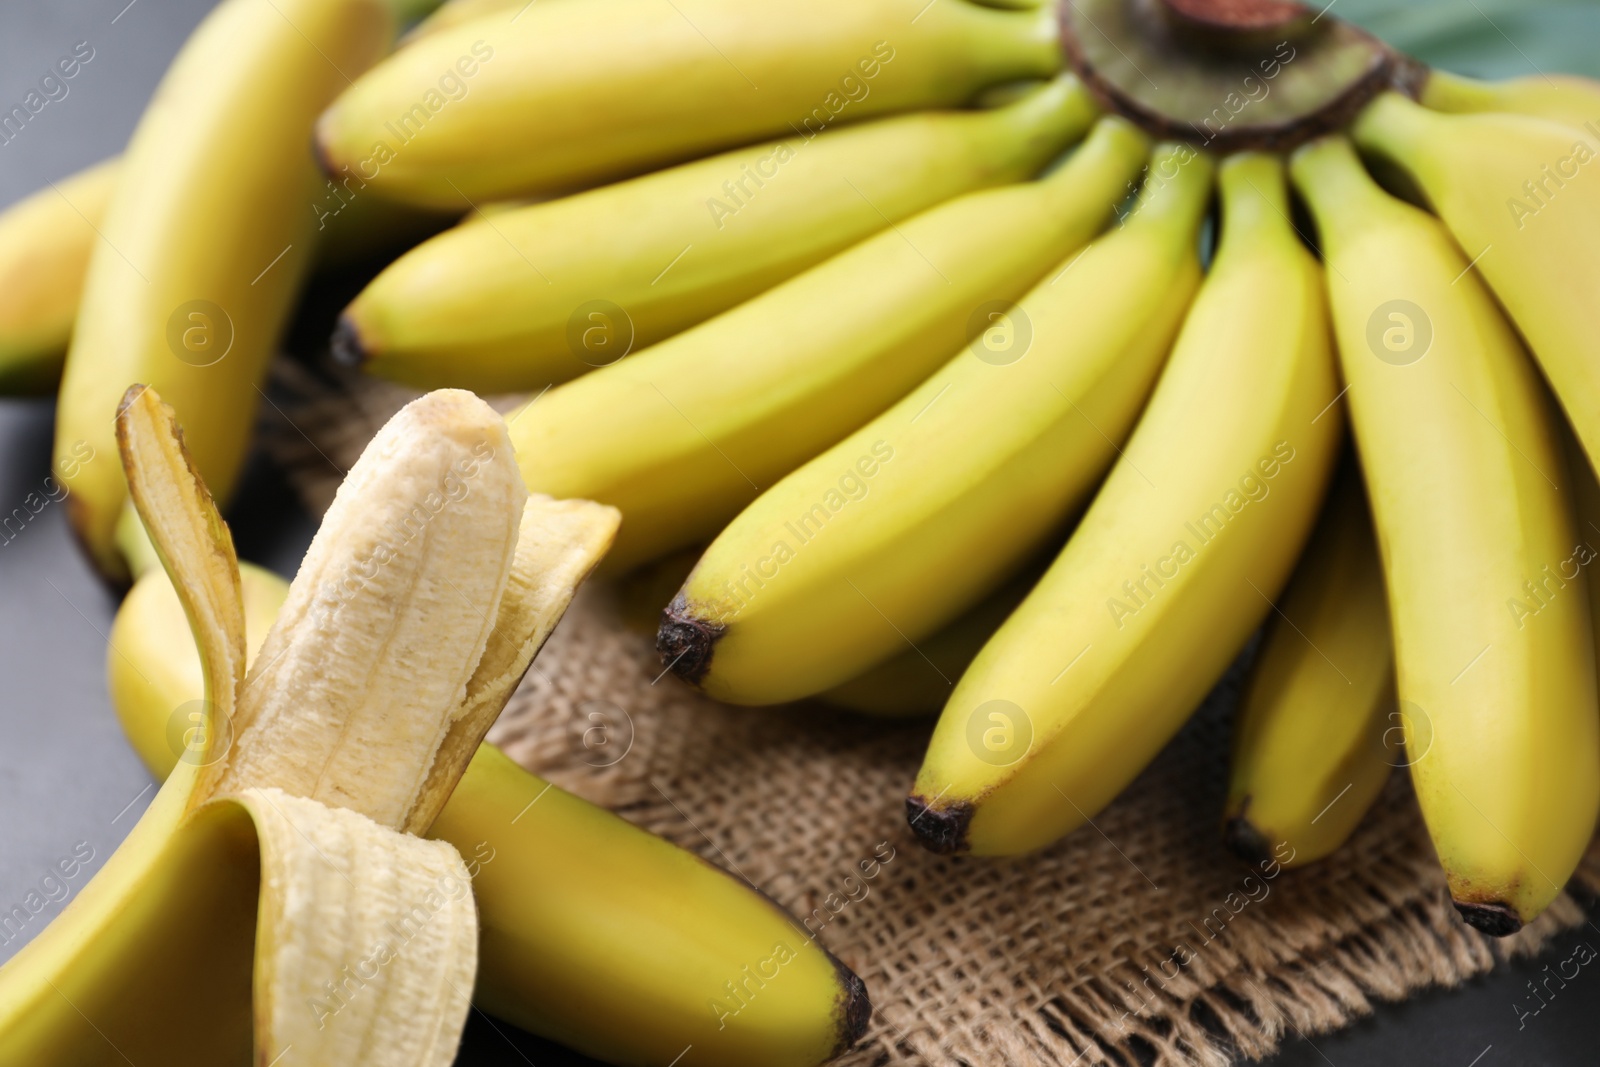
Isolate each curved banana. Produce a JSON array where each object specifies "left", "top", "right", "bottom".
[
  {"left": 1291, "top": 135, "right": 1599, "bottom": 935},
  {"left": 659, "top": 142, "right": 1211, "bottom": 706},
  {"left": 0, "top": 388, "right": 539, "bottom": 1066},
  {"left": 1223, "top": 462, "right": 1394, "bottom": 869},
  {"left": 1421, "top": 68, "right": 1600, "bottom": 131},
  {"left": 512, "top": 115, "right": 1146, "bottom": 571},
  {"left": 54, "top": 0, "right": 396, "bottom": 581},
  {"left": 0, "top": 158, "right": 117, "bottom": 395},
  {"left": 908, "top": 153, "right": 1339, "bottom": 856},
  {"left": 1351, "top": 93, "right": 1600, "bottom": 477},
  {"left": 0, "top": 161, "right": 451, "bottom": 399},
  {"left": 314, "top": 0, "right": 1063, "bottom": 206},
  {"left": 339, "top": 77, "right": 1100, "bottom": 394},
  {"left": 109, "top": 525, "right": 869, "bottom": 1059}
]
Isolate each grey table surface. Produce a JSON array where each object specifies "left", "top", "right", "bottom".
[{"left": 0, "top": 3, "right": 1596, "bottom": 1065}]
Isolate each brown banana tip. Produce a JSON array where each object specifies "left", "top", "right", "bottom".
[
  {"left": 655, "top": 593, "right": 720, "bottom": 685},
  {"left": 1222, "top": 812, "right": 1275, "bottom": 868},
  {"left": 1454, "top": 899, "right": 1524, "bottom": 938},
  {"left": 831, "top": 964, "right": 872, "bottom": 1056},
  {"left": 905, "top": 795, "right": 972, "bottom": 855},
  {"left": 330, "top": 315, "right": 367, "bottom": 368}
]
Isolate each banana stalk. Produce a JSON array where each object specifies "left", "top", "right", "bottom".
[
  {"left": 1290, "top": 135, "right": 1600, "bottom": 935},
  {"left": 511, "top": 114, "right": 1147, "bottom": 571},
  {"left": 315, "top": 0, "right": 1064, "bottom": 206},
  {"left": 340, "top": 77, "right": 1100, "bottom": 394},
  {"left": 1224, "top": 462, "right": 1395, "bottom": 869},
  {"left": 909, "top": 153, "right": 1341, "bottom": 856},
  {"left": 660, "top": 142, "right": 1211, "bottom": 706}
]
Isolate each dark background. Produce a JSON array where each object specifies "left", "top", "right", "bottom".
[{"left": 1, "top": 2, "right": 1597, "bottom": 1064}]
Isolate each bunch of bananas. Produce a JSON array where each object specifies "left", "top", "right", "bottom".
[{"left": 4, "top": 0, "right": 1600, "bottom": 1062}]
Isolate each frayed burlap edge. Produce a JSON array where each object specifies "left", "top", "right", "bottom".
[{"left": 258, "top": 362, "right": 1600, "bottom": 1067}]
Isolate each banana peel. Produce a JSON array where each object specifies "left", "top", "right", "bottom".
[{"left": 94, "top": 393, "right": 872, "bottom": 1065}]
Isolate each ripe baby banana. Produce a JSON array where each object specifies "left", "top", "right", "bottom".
[
  {"left": 54, "top": 0, "right": 396, "bottom": 581},
  {"left": 660, "top": 142, "right": 1210, "bottom": 706},
  {"left": 1291, "top": 135, "right": 1600, "bottom": 935},
  {"left": 1421, "top": 69, "right": 1600, "bottom": 131},
  {"left": 909, "top": 153, "right": 1341, "bottom": 856},
  {"left": 1352, "top": 93, "right": 1600, "bottom": 479},
  {"left": 314, "top": 0, "right": 1064, "bottom": 206},
  {"left": 511, "top": 114, "right": 1147, "bottom": 571},
  {"left": 0, "top": 158, "right": 117, "bottom": 395},
  {"left": 106, "top": 478, "right": 871, "bottom": 1059},
  {"left": 1224, "top": 464, "right": 1395, "bottom": 869},
  {"left": 339, "top": 77, "right": 1100, "bottom": 394}
]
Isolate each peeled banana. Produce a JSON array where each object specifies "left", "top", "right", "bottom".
[
  {"left": 0, "top": 387, "right": 540, "bottom": 1065},
  {"left": 54, "top": 0, "right": 396, "bottom": 580},
  {"left": 339, "top": 77, "right": 1100, "bottom": 393},
  {"left": 106, "top": 475, "right": 870, "bottom": 1062},
  {"left": 1291, "top": 134, "right": 1600, "bottom": 935},
  {"left": 660, "top": 142, "right": 1211, "bottom": 706},
  {"left": 511, "top": 114, "right": 1148, "bottom": 571},
  {"left": 1224, "top": 463, "right": 1395, "bottom": 869},
  {"left": 315, "top": 0, "right": 1064, "bottom": 206},
  {"left": 909, "top": 153, "right": 1341, "bottom": 856}
]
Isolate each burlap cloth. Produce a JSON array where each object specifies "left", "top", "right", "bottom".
[{"left": 261, "top": 361, "right": 1600, "bottom": 1067}]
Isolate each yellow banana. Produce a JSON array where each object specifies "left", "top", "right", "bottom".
[
  {"left": 0, "top": 158, "right": 117, "bottom": 395},
  {"left": 1223, "top": 462, "right": 1395, "bottom": 869},
  {"left": 511, "top": 114, "right": 1147, "bottom": 571},
  {"left": 54, "top": 0, "right": 396, "bottom": 581},
  {"left": 340, "top": 77, "right": 1101, "bottom": 394},
  {"left": 0, "top": 159, "right": 449, "bottom": 398},
  {"left": 908, "top": 153, "right": 1340, "bottom": 856},
  {"left": 1291, "top": 135, "right": 1599, "bottom": 935},
  {"left": 1351, "top": 93, "right": 1600, "bottom": 477},
  {"left": 1421, "top": 68, "right": 1600, "bottom": 131},
  {"left": 109, "top": 526, "right": 868, "bottom": 1060},
  {"left": 660, "top": 143, "right": 1211, "bottom": 705},
  {"left": 314, "top": 0, "right": 1063, "bottom": 206},
  {"left": 1, "top": 387, "right": 571, "bottom": 1066}
]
